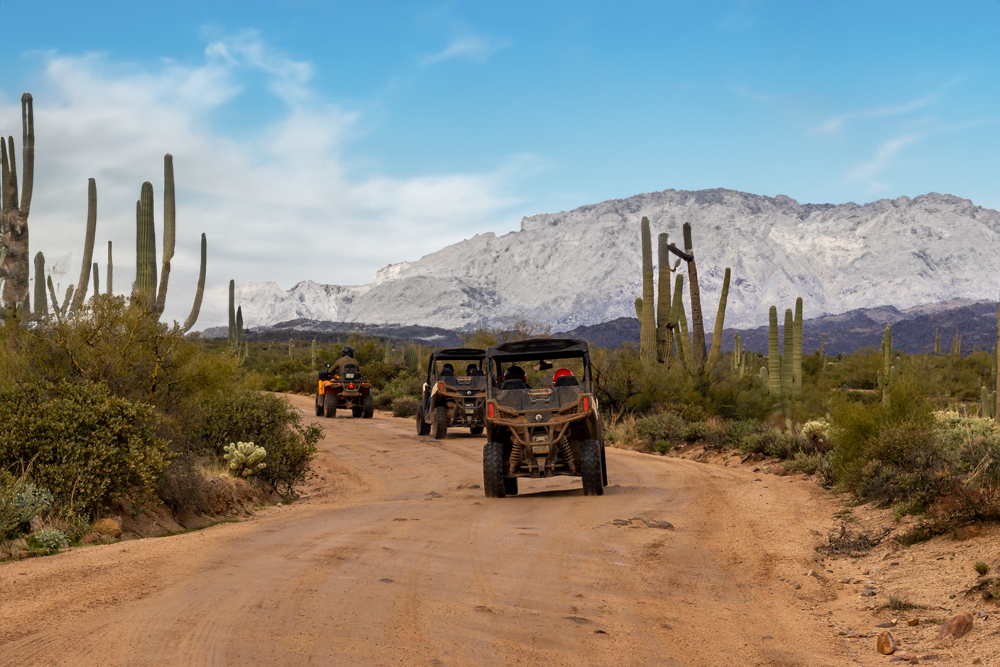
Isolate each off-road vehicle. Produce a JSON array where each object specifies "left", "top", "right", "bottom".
[
  {"left": 315, "top": 362, "right": 373, "bottom": 419},
  {"left": 417, "top": 348, "right": 488, "bottom": 439},
  {"left": 482, "top": 338, "right": 607, "bottom": 497}
]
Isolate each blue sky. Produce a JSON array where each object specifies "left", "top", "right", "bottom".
[{"left": 1, "top": 0, "right": 997, "bottom": 326}]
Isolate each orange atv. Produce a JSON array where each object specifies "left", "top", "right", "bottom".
[{"left": 315, "top": 362, "right": 373, "bottom": 419}]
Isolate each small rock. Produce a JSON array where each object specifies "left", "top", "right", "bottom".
[
  {"left": 863, "top": 569, "right": 871, "bottom": 575},
  {"left": 953, "top": 525, "right": 983, "bottom": 540},
  {"left": 876, "top": 621, "right": 898, "bottom": 628},
  {"left": 779, "top": 577, "right": 785, "bottom": 581},
  {"left": 468, "top": 484, "right": 480, "bottom": 489},
  {"left": 976, "top": 611, "right": 988, "bottom": 620},
  {"left": 393, "top": 518, "right": 408, "bottom": 521},
  {"left": 841, "top": 577, "right": 851, "bottom": 584},
  {"left": 890, "top": 560, "right": 900, "bottom": 566},
  {"left": 594, "top": 630, "right": 608, "bottom": 635},
  {"left": 973, "top": 658, "right": 982, "bottom": 665},
  {"left": 564, "top": 616, "right": 591, "bottom": 624},
  {"left": 761, "top": 635, "right": 773, "bottom": 639},
  {"left": 861, "top": 590, "right": 876, "bottom": 597},
  {"left": 949, "top": 594, "right": 956, "bottom": 599},
  {"left": 936, "top": 611, "right": 973, "bottom": 641},
  {"left": 612, "top": 519, "right": 630, "bottom": 526},
  {"left": 982, "top": 590, "right": 994, "bottom": 601},
  {"left": 877, "top": 630, "right": 897, "bottom": 655},
  {"left": 473, "top": 605, "right": 493, "bottom": 613},
  {"left": 794, "top": 583, "right": 802, "bottom": 590},
  {"left": 379, "top": 577, "right": 394, "bottom": 583},
  {"left": 807, "top": 570, "right": 817, "bottom": 578},
  {"left": 907, "top": 617, "right": 920, "bottom": 626}
]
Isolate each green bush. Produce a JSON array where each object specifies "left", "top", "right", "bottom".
[
  {"left": 193, "top": 391, "right": 320, "bottom": 495},
  {"left": 27, "top": 528, "right": 68, "bottom": 555},
  {"left": 635, "top": 411, "right": 687, "bottom": 449},
  {"left": 974, "top": 561, "right": 990, "bottom": 576},
  {"left": 0, "top": 473, "right": 55, "bottom": 539},
  {"left": 0, "top": 382, "right": 173, "bottom": 513},
  {"left": 392, "top": 397, "right": 419, "bottom": 418},
  {"left": 373, "top": 392, "right": 395, "bottom": 411}
]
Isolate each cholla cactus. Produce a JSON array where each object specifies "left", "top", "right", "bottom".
[
  {"left": 801, "top": 419, "right": 830, "bottom": 442},
  {"left": 223, "top": 441, "right": 267, "bottom": 477}
]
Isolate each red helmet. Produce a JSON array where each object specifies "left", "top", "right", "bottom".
[{"left": 552, "top": 368, "right": 573, "bottom": 385}]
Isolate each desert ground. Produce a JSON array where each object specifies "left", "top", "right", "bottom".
[{"left": 2, "top": 394, "right": 997, "bottom": 666}]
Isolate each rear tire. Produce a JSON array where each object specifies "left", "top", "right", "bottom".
[
  {"left": 504, "top": 476, "right": 518, "bottom": 496},
  {"left": 601, "top": 439, "right": 608, "bottom": 487},
  {"left": 324, "top": 396, "right": 336, "bottom": 418},
  {"left": 416, "top": 405, "right": 431, "bottom": 436},
  {"left": 314, "top": 393, "right": 323, "bottom": 417},
  {"left": 352, "top": 405, "right": 363, "bottom": 418},
  {"left": 581, "top": 439, "right": 603, "bottom": 496},
  {"left": 470, "top": 425, "right": 484, "bottom": 436},
  {"left": 432, "top": 405, "right": 449, "bottom": 440},
  {"left": 483, "top": 442, "right": 506, "bottom": 498},
  {"left": 362, "top": 395, "right": 374, "bottom": 419}
]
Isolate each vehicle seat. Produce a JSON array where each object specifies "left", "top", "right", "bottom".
[
  {"left": 501, "top": 379, "right": 527, "bottom": 390},
  {"left": 554, "top": 376, "right": 579, "bottom": 387},
  {"left": 440, "top": 363, "right": 455, "bottom": 376}
]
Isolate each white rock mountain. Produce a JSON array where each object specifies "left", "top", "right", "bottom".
[{"left": 232, "top": 188, "right": 1000, "bottom": 332}]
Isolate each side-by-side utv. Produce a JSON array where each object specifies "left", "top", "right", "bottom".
[
  {"left": 482, "top": 338, "right": 607, "bottom": 497},
  {"left": 417, "top": 348, "right": 488, "bottom": 439},
  {"left": 315, "top": 362, "right": 373, "bottom": 419}
]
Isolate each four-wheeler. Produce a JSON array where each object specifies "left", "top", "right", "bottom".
[
  {"left": 482, "top": 338, "right": 608, "bottom": 497},
  {"left": 315, "top": 362, "right": 373, "bottom": 419},
  {"left": 417, "top": 348, "right": 488, "bottom": 439}
]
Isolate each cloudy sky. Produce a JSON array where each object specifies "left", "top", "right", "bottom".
[{"left": 1, "top": 0, "right": 997, "bottom": 327}]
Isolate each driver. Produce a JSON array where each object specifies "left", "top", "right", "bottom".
[
  {"left": 503, "top": 365, "right": 529, "bottom": 388},
  {"left": 330, "top": 345, "right": 360, "bottom": 376}
]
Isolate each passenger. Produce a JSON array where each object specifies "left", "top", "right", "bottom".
[
  {"left": 553, "top": 368, "right": 574, "bottom": 385},
  {"left": 502, "top": 365, "right": 529, "bottom": 389},
  {"left": 330, "top": 345, "right": 360, "bottom": 376},
  {"left": 466, "top": 363, "right": 485, "bottom": 376},
  {"left": 440, "top": 363, "right": 455, "bottom": 376}
]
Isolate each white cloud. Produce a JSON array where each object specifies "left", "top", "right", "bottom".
[
  {"left": 420, "top": 35, "right": 511, "bottom": 66},
  {"left": 817, "top": 93, "right": 940, "bottom": 135},
  {"left": 844, "top": 133, "right": 925, "bottom": 191},
  {"left": 0, "top": 33, "right": 533, "bottom": 329}
]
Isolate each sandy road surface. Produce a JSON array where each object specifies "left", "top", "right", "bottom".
[{"left": 2, "top": 395, "right": 849, "bottom": 666}]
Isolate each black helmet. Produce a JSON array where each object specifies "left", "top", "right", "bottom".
[
  {"left": 503, "top": 365, "right": 526, "bottom": 380},
  {"left": 343, "top": 346, "right": 355, "bottom": 357}
]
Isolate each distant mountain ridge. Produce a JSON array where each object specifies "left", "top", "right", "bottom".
[{"left": 229, "top": 188, "right": 1000, "bottom": 332}]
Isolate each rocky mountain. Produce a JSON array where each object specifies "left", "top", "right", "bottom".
[{"left": 231, "top": 189, "right": 1000, "bottom": 332}]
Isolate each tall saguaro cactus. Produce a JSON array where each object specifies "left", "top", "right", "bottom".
[
  {"left": 154, "top": 154, "right": 176, "bottom": 316},
  {"left": 70, "top": 178, "right": 98, "bottom": 312},
  {"left": 1, "top": 93, "right": 35, "bottom": 310},
  {"left": 228, "top": 279, "right": 237, "bottom": 347},
  {"left": 106, "top": 241, "right": 113, "bottom": 295},
  {"left": 680, "top": 223, "right": 706, "bottom": 372},
  {"left": 705, "top": 267, "right": 731, "bottom": 370},
  {"left": 32, "top": 251, "right": 46, "bottom": 319},
  {"left": 655, "top": 233, "right": 674, "bottom": 365},
  {"left": 793, "top": 297, "right": 803, "bottom": 395},
  {"left": 638, "top": 217, "right": 656, "bottom": 365},
  {"left": 781, "top": 308, "right": 794, "bottom": 393},
  {"left": 876, "top": 324, "right": 900, "bottom": 406},
  {"left": 768, "top": 306, "right": 780, "bottom": 394},
  {"left": 671, "top": 273, "right": 688, "bottom": 371},
  {"left": 135, "top": 182, "right": 157, "bottom": 305}
]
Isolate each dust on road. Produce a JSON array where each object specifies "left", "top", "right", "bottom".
[{"left": 1, "top": 395, "right": 846, "bottom": 666}]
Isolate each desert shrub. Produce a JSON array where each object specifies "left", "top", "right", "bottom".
[
  {"left": 392, "top": 397, "right": 419, "bottom": 418},
  {"left": 635, "top": 411, "right": 687, "bottom": 451},
  {"left": 725, "top": 420, "right": 760, "bottom": 449},
  {"left": 785, "top": 452, "right": 834, "bottom": 485},
  {"left": 156, "top": 457, "right": 211, "bottom": 513},
  {"left": 26, "top": 528, "right": 68, "bottom": 555},
  {"left": 603, "top": 412, "right": 642, "bottom": 450},
  {"left": 60, "top": 509, "right": 91, "bottom": 542},
  {"left": 974, "top": 561, "right": 991, "bottom": 576},
  {"left": 0, "top": 472, "right": 55, "bottom": 539},
  {"left": 373, "top": 392, "right": 395, "bottom": 411},
  {"left": 363, "top": 360, "right": 405, "bottom": 391},
  {"left": 0, "top": 381, "right": 173, "bottom": 513},
  {"left": 192, "top": 391, "right": 320, "bottom": 495},
  {"left": 740, "top": 427, "right": 802, "bottom": 458}
]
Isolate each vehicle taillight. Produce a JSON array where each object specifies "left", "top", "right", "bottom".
[
  {"left": 488, "top": 403, "right": 494, "bottom": 419},
  {"left": 437, "top": 382, "right": 445, "bottom": 392},
  {"left": 583, "top": 397, "right": 589, "bottom": 412},
  {"left": 348, "top": 384, "right": 355, "bottom": 389}
]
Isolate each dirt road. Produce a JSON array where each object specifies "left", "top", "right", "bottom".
[{"left": 2, "top": 396, "right": 849, "bottom": 666}]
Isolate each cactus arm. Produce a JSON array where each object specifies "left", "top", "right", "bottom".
[
  {"left": 19, "top": 94, "right": 33, "bottom": 217},
  {"left": 92, "top": 263, "right": 99, "bottom": 298},
  {"left": 670, "top": 273, "right": 687, "bottom": 371},
  {"left": 154, "top": 154, "right": 175, "bottom": 315},
  {"left": 46, "top": 275, "right": 61, "bottom": 323},
  {"left": 71, "top": 178, "right": 98, "bottom": 312},
  {"left": 634, "top": 297, "right": 642, "bottom": 319},
  {"left": 681, "top": 222, "right": 707, "bottom": 373},
  {"left": 639, "top": 217, "right": 656, "bottom": 365},
  {"left": 61, "top": 285, "right": 73, "bottom": 318},
  {"left": 768, "top": 306, "right": 780, "bottom": 394},
  {"left": 706, "top": 267, "right": 731, "bottom": 370},
  {"left": 236, "top": 306, "right": 244, "bottom": 348},
  {"left": 180, "top": 233, "right": 206, "bottom": 333}
]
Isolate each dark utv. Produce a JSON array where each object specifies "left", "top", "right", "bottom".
[
  {"left": 482, "top": 338, "right": 607, "bottom": 497},
  {"left": 417, "top": 348, "right": 488, "bottom": 439}
]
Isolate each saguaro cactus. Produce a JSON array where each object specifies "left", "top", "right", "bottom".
[
  {"left": 995, "top": 288, "right": 1000, "bottom": 426},
  {"left": 180, "top": 233, "right": 206, "bottom": 333},
  {"left": 667, "top": 222, "right": 707, "bottom": 372},
  {"left": 671, "top": 273, "right": 688, "bottom": 371},
  {"left": 32, "top": 251, "right": 46, "bottom": 320},
  {"left": 70, "top": 178, "right": 98, "bottom": 312},
  {"left": 793, "top": 297, "right": 803, "bottom": 396},
  {"left": 876, "top": 324, "right": 900, "bottom": 405},
  {"left": 768, "top": 306, "right": 780, "bottom": 394},
  {"left": 92, "top": 263, "right": 99, "bottom": 298},
  {"left": 781, "top": 308, "right": 794, "bottom": 393},
  {"left": 656, "top": 233, "right": 676, "bottom": 365},
  {"left": 1, "top": 93, "right": 35, "bottom": 310},
  {"left": 706, "top": 267, "right": 731, "bottom": 370},
  {"left": 154, "top": 154, "right": 176, "bottom": 316},
  {"left": 106, "top": 241, "right": 113, "bottom": 295},
  {"left": 134, "top": 182, "right": 157, "bottom": 305},
  {"left": 228, "top": 279, "right": 237, "bottom": 347},
  {"left": 638, "top": 217, "right": 656, "bottom": 365}
]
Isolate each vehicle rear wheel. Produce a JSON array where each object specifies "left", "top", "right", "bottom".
[
  {"left": 470, "top": 425, "right": 484, "bottom": 436},
  {"left": 324, "top": 396, "right": 337, "bottom": 418},
  {"left": 352, "top": 405, "right": 363, "bottom": 418},
  {"left": 362, "top": 395, "right": 374, "bottom": 419},
  {"left": 416, "top": 405, "right": 431, "bottom": 436},
  {"left": 503, "top": 476, "right": 518, "bottom": 496},
  {"left": 580, "top": 439, "right": 603, "bottom": 496},
  {"left": 601, "top": 439, "right": 608, "bottom": 487},
  {"left": 432, "top": 405, "right": 449, "bottom": 440},
  {"left": 483, "top": 441, "right": 506, "bottom": 498},
  {"left": 314, "top": 393, "right": 323, "bottom": 417}
]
